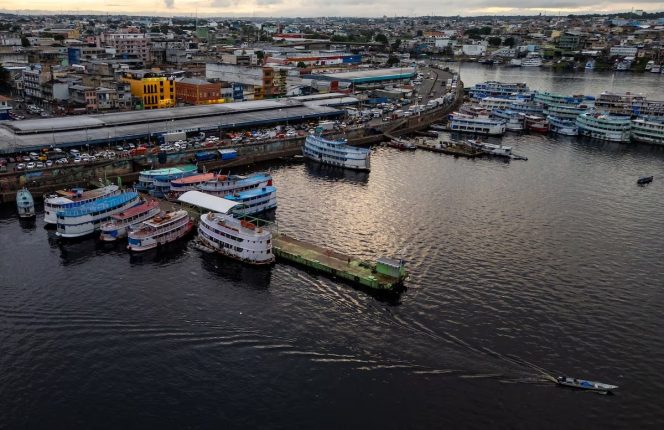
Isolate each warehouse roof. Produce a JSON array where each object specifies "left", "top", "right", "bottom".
[{"left": 311, "top": 67, "right": 417, "bottom": 83}]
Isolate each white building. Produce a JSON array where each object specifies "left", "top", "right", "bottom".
[
  {"left": 462, "top": 45, "right": 487, "bottom": 56},
  {"left": 609, "top": 46, "right": 638, "bottom": 57}
]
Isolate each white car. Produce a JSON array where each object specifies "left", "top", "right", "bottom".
[
  {"left": 45, "top": 160, "right": 53, "bottom": 167},
  {"left": 16, "top": 163, "right": 25, "bottom": 170},
  {"left": 36, "top": 162, "right": 44, "bottom": 168},
  {"left": 73, "top": 158, "right": 81, "bottom": 163},
  {"left": 26, "top": 162, "right": 36, "bottom": 169}
]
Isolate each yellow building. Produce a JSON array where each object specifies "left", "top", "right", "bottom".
[{"left": 123, "top": 71, "right": 176, "bottom": 109}]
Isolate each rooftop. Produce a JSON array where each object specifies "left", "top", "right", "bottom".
[{"left": 178, "top": 190, "right": 239, "bottom": 215}]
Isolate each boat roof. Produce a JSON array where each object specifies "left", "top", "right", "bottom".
[
  {"left": 144, "top": 210, "right": 188, "bottom": 227},
  {"left": 171, "top": 173, "right": 216, "bottom": 185},
  {"left": 140, "top": 165, "right": 197, "bottom": 177},
  {"left": 224, "top": 186, "right": 276, "bottom": 201},
  {"left": 59, "top": 192, "right": 138, "bottom": 217},
  {"left": 111, "top": 199, "right": 158, "bottom": 219},
  {"left": 178, "top": 190, "right": 240, "bottom": 214}
]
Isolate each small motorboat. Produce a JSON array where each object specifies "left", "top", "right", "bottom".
[
  {"left": 556, "top": 376, "right": 618, "bottom": 393},
  {"left": 16, "top": 187, "right": 36, "bottom": 218},
  {"left": 387, "top": 139, "right": 417, "bottom": 151},
  {"left": 637, "top": 176, "right": 653, "bottom": 185}
]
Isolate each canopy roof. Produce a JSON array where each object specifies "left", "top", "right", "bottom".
[{"left": 178, "top": 190, "right": 239, "bottom": 214}]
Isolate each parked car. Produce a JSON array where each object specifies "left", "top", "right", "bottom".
[{"left": 26, "top": 162, "right": 36, "bottom": 169}]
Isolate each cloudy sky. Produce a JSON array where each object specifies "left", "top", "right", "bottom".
[{"left": 2, "top": 0, "right": 662, "bottom": 17}]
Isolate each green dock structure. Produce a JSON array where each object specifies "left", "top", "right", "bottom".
[{"left": 272, "top": 234, "right": 407, "bottom": 290}]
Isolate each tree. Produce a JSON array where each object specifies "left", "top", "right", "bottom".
[
  {"left": 386, "top": 56, "right": 400, "bottom": 66},
  {"left": 391, "top": 38, "right": 402, "bottom": 51},
  {"left": 54, "top": 34, "right": 65, "bottom": 42},
  {"left": 375, "top": 33, "right": 388, "bottom": 44},
  {"left": 504, "top": 37, "right": 516, "bottom": 47},
  {"left": 297, "top": 61, "right": 307, "bottom": 68},
  {"left": 416, "top": 30, "right": 423, "bottom": 37},
  {"left": 21, "top": 36, "right": 30, "bottom": 47},
  {"left": 0, "top": 65, "right": 11, "bottom": 94},
  {"left": 488, "top": 37, "right": 502, "bottom": 47}
]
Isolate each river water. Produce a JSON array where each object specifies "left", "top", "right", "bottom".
[{"left": 2, "top": 68, "right": 664, "bottom": 428}]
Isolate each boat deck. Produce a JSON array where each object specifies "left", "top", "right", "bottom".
[
  {"left": 272, "top": 234, "right": 404, "bottom": 290},
  {"left": 415, "top": 141, "right": 484, "bottom": 158}
]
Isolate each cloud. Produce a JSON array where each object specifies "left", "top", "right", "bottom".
[
  {"left": 164, "top": 0, "right": 174, "bottom": 8},
  {"left": 255, "top": 0, "right": 282, "bottom": 5}
]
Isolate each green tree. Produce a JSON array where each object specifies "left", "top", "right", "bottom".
[
  {"left": 504, "top": 36, "right": 516, "bottom": 47},
  {"left": 391, "top": 38, "right": 402, "bottom": 51},
  {"left": 21, "top": 36, "right": 30, "bottom": 47},
  {"left": 297, "top": 61, "right": 306, "bottom": 68},
  {"left": 488, "top": 37, "right": 502, "bottom": 47},
  {"left": 386, "top": 55, "right": 400, "bottom": 66},
  {"left": 54, "top": 34, "right": 65, "bottom": 42},
  {"left": 375, "top": 33, "right": 388, "bottom": 44}
]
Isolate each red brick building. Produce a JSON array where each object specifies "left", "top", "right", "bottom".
[{"left": 176, "top": 78, "right": 224, "bottom": 105}]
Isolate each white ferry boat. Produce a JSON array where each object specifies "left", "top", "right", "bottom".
[
  {"left": 491, "top": 109, "right": 524, "bottom": 131},
  {"left": 478, "top": 97, "right": 515, "bottom": 111},
  {"left": 99, "top": 199, "right": 161, "bottom": 241},
  {"left": 509, "top": 100, "right": 545, "bottom": 116},
  {"left": 135, "top": 165, "right": 198, "bottom": 196},
  {"left": 44, "top": 185, "right": 120, "bottom": 225},
  {"left": 56, "top": 192, "right": 140, "bottom": 238},
  {"left": 459, "top": 104, "right": 491, "bottom": 117},
  {"left": 631, "top": 117, "right": 664, "bottom": 145},
  {"left": 224, "top": 186, "right": 277, "bottom": 216},
  {"left": 595, "top": 92, "right": 646, "bottom": 116},
  {"left": 547, "top": 115, "right": 579, "bottom": 136},
  {"left": 166, "top": 172, "right": 217, "bottom": 201},
  {"left": 576, "top": 112, "right": 631, "bottom": 142},
  {"left": 467, "top": 81, "right": 530, "bottom": 100},
  {"left": 127, "top": 210, "right": 193, "bottom": 252},
  {"left": 523, "top": 115, "right": 550, "bottom": 133},
  {"left": 16, "top": 188, "right": 35, "bottom": 218},
  {"left": 521, "top": 56, "right": 543, "bottom": 67},
  {"left": 534, "top": 91, "right": 595, "bottom": 113},
  {"left": 197, "top": 212, "right": 275, "bottom": 265},
  {"left": 546, "top": 103, "right": 594, "bottom": 119},
  {"left": 303, "top": 135, "right": 371, "bottom": 171},
  {"left": 197, "top": 172, "right": 272, "bottom": 197},
  {"left": 448, "top": 112, "right": 506, "bottom": 135}
]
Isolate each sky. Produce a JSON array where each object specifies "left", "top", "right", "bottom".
[{"left": 1, "top": 0, "right": 662, "bottom": 18}]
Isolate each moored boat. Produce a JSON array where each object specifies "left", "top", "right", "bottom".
[
  {"left": 303, "top": 134, "right": 371, "bottom": 171},
  {"left": 197, "top": 172, "right": 273, "bottom": 197},
  {"left": 556, "top": 376, "right": 618, "bottom": 393},
  {"left": 576, "top": 112, "right": 631, "bottom": 142},
  {"left": 44, "top": 185, "right": 120, "bottom": 225},
  {"left": 99, "top": 199, "right": 161, "bottom": 241},
  {"left": 524, "top": 115, "right": 550, "bottom": 133},
  {"left": 16, "top": 188, "right": 35, "bottom": 218},
  {"left": 135, "top": 165, "right": 198, "bottom": 196},
  {"left": 166, "top": 172, "right": 217, "bottom": 201},
  {"left": 448, "top": 112, "right": 506, "bottom": 136},
  {"left": 637, "top": 175, "right": 653, "bottom": 185},
  {"left": 630, "top": 116, "right": 664, "bottom": 145},
  {"left": 491, "top": 109, "right": 524, "bottom": 131},
  {"left": 387, "top": 138, "right": 417, "bottom": 150},
  {"left": 127, "top": 210, "right": 193, "bottom": 252},
  {"left": 197, "top": 212, "right": 275, "bottom": 265},
  {"left": 467, "top": 139, "right": 512, "bottom": 157},
  {"left": 224, "top": 186, "right": 277, "bottom": 216},
  {"left": 547, "top": 115, "right": 578, "bottom": 136},
  {"left": 56, "top": 192, "right": 141, "bottom": 238}
]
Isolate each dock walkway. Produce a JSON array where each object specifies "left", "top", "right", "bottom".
[{"left": 272, "top": 234, "right": 405, "bottom": 290}]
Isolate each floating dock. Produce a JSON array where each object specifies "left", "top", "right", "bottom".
[
  {"left": 272, "top": 234, "right": 407, "bottom": 290},
  {"left": 415, "top": 140, "right": 484, "bottom": 158}
]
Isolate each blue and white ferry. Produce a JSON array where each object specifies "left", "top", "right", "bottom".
[
  {"left": 135, "top": 165, "right": 198, "bottom": 197},
  {"left": 547, "top": 115, "right": 579, "bottom": 136},
  {"left": 56, "top": 192, "right": 140, "bottom": 238},
  {"left": 448, "top": 112, "right": 506, "bottom": 135},
  {"left": 44, "top": 185, "right": 120, "bottom": 225},
  {"left": 224, "top": 186, "right": 277, "bottom": 216},
  {"left": 468, "top": 81, "right": 531, "bottom": 100},
  {"left": 491, "top": 109, "right": 524, "bottom": 131},
  {"left": 303, "top": 135, "right": 371, "bottom": 171},
  {"left": 197, "top": 172, "right": 273, "bottom": 197}
]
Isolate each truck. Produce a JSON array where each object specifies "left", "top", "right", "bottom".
[
  {"left": 158, "top": 131, "right": 187, "bottom": 145},
  {"left": 317, "top": 120, "right": 336, "bottom": 131}
]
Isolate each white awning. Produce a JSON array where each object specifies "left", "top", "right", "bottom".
[{"left": 178, "top": 190, "right": 239, "bottom": 214}]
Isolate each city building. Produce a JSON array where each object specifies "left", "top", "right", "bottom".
[
  {"left": 102, "top": 33, "right": 150, "bottom": 63},
  {"left": 122, "top": 70, "right": 176, "bottom": 110},
  {"left": 175, "top": 78, "right": 224, "bottom": 105},
  {"left": 609, "top": 45, "right": 638, "bottom": 57},
  {"left": 0, "top": 95, "right": 12, "bottom": 120}
]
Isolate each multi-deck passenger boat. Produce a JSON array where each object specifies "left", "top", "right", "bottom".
[
  {"left": 197, "top": 172, "right": 273, "bottom": 197},
  {"left": 546, "top": 103, "right": 593, "bottom": 119},
  {"left": 303, "top": 135, "right": 371, "bottom": 171},
  {"left": 44, "top": 185, "right": 120, "bottom": 225},
  {"left": 224, "top": 186, "right": 277, "bottom": 216},
  {"left": 126, "top": 210, "right": 193, "bottom": 252},
  {"left": 165, "top": 172, "right": 216, "bottom": 201},
  {"left": 509, "top": 100, "right": 545, "bottom": 116},
  {"left": 459, "top": 104, "right": 491, "bottom": 117},
  {"left": 491, "top": 109, "right": 524, "bottom": 131},
  {"left": 135, "top": 165, "right": 198, "bottom": 196},
  {"left": 594, "top": 92, "right": 664, "bottom": 118},
  {"left": 547, "top": 115, "right": 578, "bottom": 136},
  {"left": 197, "top": 212, "right": 275, "bottom": 265},
  {"left": 630, "top": 117, "right": 664, "bottom": 145},
  {"left": 16, "top": 188, "right": 35, "bottom": 218},
  {"left": 576, "top": 112, "right": 632, "bottom": 142},
  {"left": 99, "top": 199, "right": 161, "bottom": 241},
  {"left": 523, "top": 115, "right": 550, "bottom": 133},
  {"left": 56, "top": 192, "right": 140, "bottom": 238},
  {"left": 447, "top": 112, "right": 506, "bottom": 135},
  {"left": 467, "top": 81, "right": 531, "bottom": 100},
  {"left": 478, "top": 97, "right": 515, "bottom": 111},
  {"left": 534, "top": 91, "right": 595, "bottom": 110}
]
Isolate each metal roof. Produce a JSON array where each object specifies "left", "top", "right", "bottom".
[
  {"left": 178, "top": 190, "right": 239, "bottom": 214},
  {"left": 312, "top": 67, "right": 417, "bottom": 83}
]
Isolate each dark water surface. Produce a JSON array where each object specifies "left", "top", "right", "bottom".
[{"left": 3, "top": 69, "right": 664, "bottom": 428}]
